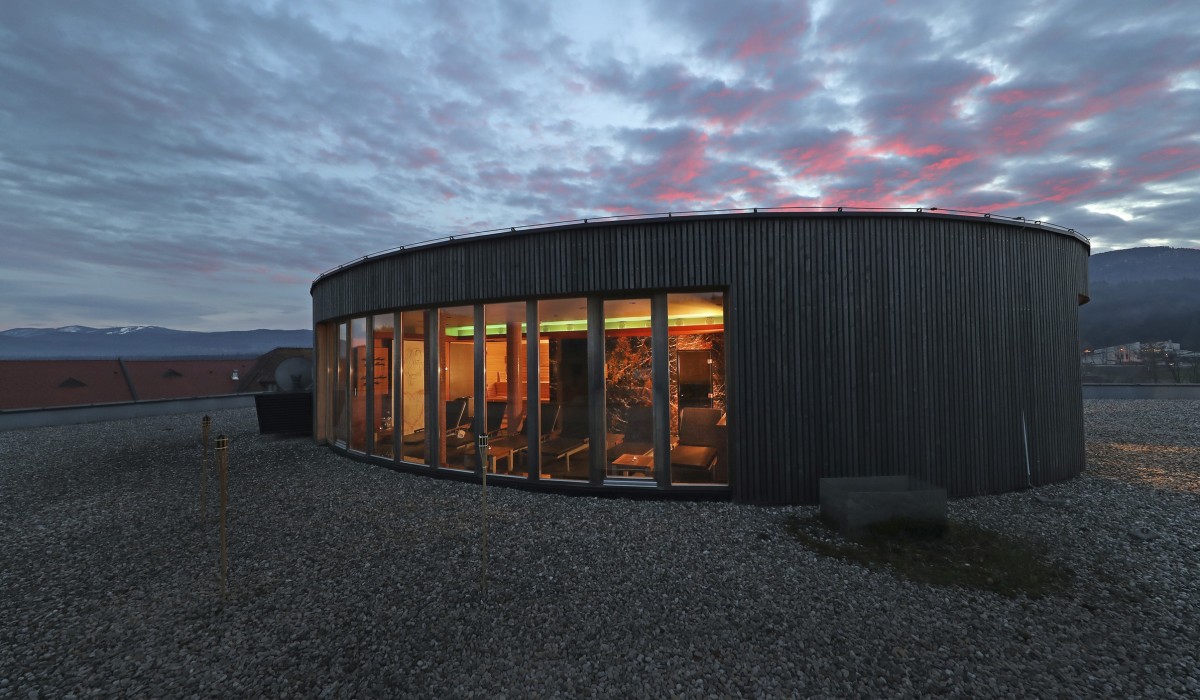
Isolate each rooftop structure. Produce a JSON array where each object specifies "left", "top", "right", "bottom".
[
  {"left": 310, "top": 209, "right": 1090, "bottom": 505},
  {"left": 0, "top": 349, "right": 311, "bottom": 411}
]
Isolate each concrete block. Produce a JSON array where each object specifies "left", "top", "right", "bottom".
[{"left": 820, "top": 476, "right": 947, "bottom": 535}]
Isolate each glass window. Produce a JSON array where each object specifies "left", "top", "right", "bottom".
[
  {"left": 439, "top": 306, "right": 475, "bottom": 470},
  {"left": 349, "top": 317, "right": 368, "bottom": 453},
  {"left": 333, "top": 322, "right": 348, "bottom": 445},
  {"left": 604, "top": 298, "right": 655, "bottom": 481},
  {"left": 399, "top": 310, "right": 426, "bottom": 464},
  {"left": 668, "top": 292, "right": 727, "bottom": 484},
  {"left": 538, "top": 298, "right": 589, "bottom": 481},
  {"left": 479, "top": 302, "right": 529, "bottom": 476},
  {"left": 371, "top": 313, "right": 395, "bottom": 459}
]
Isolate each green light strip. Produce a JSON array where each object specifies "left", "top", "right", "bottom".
[{"left": 444, "top": 313, "right": 722, "bottom": 337}]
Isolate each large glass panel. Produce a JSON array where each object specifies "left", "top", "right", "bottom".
[
  {"left": 371, "top": 313, "right": 395, "bottom": 458},
  {"left": 333, "top": 322, "right": 348, "bottom": 445},
  {"left": 349, "top": 317, "right": 368, "bottom": 453},
  {"left": 604, "top": 298, "right": 655, "bottom": 481},
  {"left": 439, "top": 306, "right": 475, "bottom": 470},
  {"left": 399, "top": 311, "right": 426, "bottom": 464},
  {"left": 668, "top": 292, "right": 727, "bottom": 484},
  {"left": 538, "top": 298, "right": 589, "bottom": 480},
  {"left": 477, "top": 302, "right": 529, "bottom": 476}
]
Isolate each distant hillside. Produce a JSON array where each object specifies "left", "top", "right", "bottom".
[
  {"left": 0, "top": 326, "right": 312, "bottom": 359},
  {"left": 1080, "top": 246, "right": 1200, "bottom": 350},
  {"left": 1087, "top": 246, "right": 1200, "bottom": 284}
]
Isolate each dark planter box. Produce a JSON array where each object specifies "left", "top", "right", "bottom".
[
  {"left": 254, "top": 392, "right": 313, "bottom": 435},
  {"left": 819, "top": 476, "right": 947, "bottom": 534}
]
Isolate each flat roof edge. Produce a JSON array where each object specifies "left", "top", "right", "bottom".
[{"left": 311, "top": 208, "right": 1090, "bottom": 292}]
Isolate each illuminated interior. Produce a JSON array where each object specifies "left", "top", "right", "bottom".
[
  {"left": 439, "top": 305, "right": 474, "bottom": 471},
  {"left": 332, "top": 322, "right": 348, "bottom": 446},
  {"left": 348, "top": 317, "right": 367, "bottom": 453},
  {"left": 319, "top": 289, "right": 726, "bottom": 488},
  {"left": 371, "top": 313, "right": 394, "bottom": 458},
  {"left": 605, "top": 298, "right": 655, "bottom": 481},
  {"left": 540, "top": 297, "right": 589, "bottom": 481},
  {"left": 481, "top": 301, "right": 529, "bottom": 476},
  {"left": 400, "top": 310, "right": 426, "bottom": 464}
]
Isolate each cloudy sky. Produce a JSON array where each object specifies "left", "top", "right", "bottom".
[{"left": 1, "top": 0, "right": 1197, "bottom": 331}]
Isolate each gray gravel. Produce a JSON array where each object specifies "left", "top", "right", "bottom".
[{"left": 1, "top": 400, "right": 1197, "bottom": 698}]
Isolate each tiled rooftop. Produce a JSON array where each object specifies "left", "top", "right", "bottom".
[{"left": 0, "top": 349, "right": 310, "bottom": 410}]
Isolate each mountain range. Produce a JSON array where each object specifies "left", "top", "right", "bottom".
[
  {"left": 0, "top": 326, "right": 311, "bottom": 359},
  {"left": 1, "top": 245, "right": 1195, "bottom": 358},
  {"left": 1080, "top": 246, "right": 1200, "bottom": 351}
]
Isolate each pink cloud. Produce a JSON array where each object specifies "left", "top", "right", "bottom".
[
  {"left": 1118, "top": 144, "right": 1200, "bottom": 184},
  {"left": 476, "top": 166, "right": 523, "bottom": 188},
  {"left": 773, "top": 195, "right": 822, "bottom": 209},
  {"left": 964, "top": 168, "right": 1107, "bottom": 212},
  {"left": 653, "top": 187, "right": 707, "bottom": 204},
  {"left": 820, "top": 181, "right": 906, "bottom": 209},
  {"left": 920, "top": 153, "right": 977, "bottom": 177},
  {"left": 1035, "top": 172, "right": 1104, "bottom": 203},
  {"left": 984, "top": 70, "right": 1173, "bottom": 156},
  {"left": 725, "top": 165, "right": 776, "bottom": 201},
  {"left": 405, "top": 147, "right": 443, "bottom": 168},
  {"left": 781, "top": 135, "right": 854, "bottom": 177},
  {"left": 692, "top": 85, "right": 799, "bottom": 132},
  {"left": 889, "top": 71, "right": 995, "bottom": 125},
  {"left": 734, "top": 21, "right": 806, "bottom": 62},
  {"left": 989, "top": 86, "right": 1063, "bottom": 105},
  {"left": 628, "top": 131, "right": 712, "bottom": 205},
  {"left": 859, "top": 137, "right": 948, "bottom": 160},
  {"left": 682, "top": 4, "right": 809, "bottom": 67},
  {"left": 989, "top": 105, "right": 1068, "bottom": 153},
  {"left": 600, "top": 204, "right": 645, "bottom": 217}
]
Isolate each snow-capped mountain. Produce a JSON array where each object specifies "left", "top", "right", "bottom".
[{"left": 0, "top": 326, "right": 311, "bottom": 358}]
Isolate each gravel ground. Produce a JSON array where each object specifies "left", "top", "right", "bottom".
[{"left": 1, "top": 400, "right": 1197, "bottom": 698}]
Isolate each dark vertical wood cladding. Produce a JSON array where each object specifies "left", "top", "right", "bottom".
[{"left": 312, "top": 213, "right": 1090, "bottom": 505}]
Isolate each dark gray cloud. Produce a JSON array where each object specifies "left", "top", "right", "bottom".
[{"left": 0, "top": 0, "right": 1197, "bottom": 330}]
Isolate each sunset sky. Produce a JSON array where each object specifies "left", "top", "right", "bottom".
[{"left": 1, "top": 0, "right": 1197, "bottom": 331}]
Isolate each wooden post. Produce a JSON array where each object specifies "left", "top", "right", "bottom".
[
  {"left": 200, "top": 416, "right": 210, "bottom": 522},
  {"left": 216, "top": 434, "right": 229, "bottom": 598}
]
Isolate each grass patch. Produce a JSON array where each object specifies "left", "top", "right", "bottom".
[{"left": 785, "top": 515, "right": 1073, "bottom": 598}]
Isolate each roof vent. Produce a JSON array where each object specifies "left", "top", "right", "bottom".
[
  {"left": 59, "top": 377, "right": 87, "bottom": 388},
  {"left": 163, "top": 369, "right": 184, "bottom": 378}
]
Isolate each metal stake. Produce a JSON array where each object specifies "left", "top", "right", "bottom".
[
  {"left": 216, "top": 435, "right": 229, "bottom": 599},
  {"left": 200, "top": 415, "right": 210, "bottom": 521}
]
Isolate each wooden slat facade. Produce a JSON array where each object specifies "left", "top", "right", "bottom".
[{"left": 311, "top": 212, "right": 1089, "bottom": 505}]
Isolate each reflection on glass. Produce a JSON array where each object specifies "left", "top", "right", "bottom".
[
  {"left": 479, "top": 302, "right": 529, "bottom": 476},
  {"left": 321, "top": 292, "right": 730, "bottom": 488},
  {"left": 538, "top": 298, "right": 589, "bottom": 480},
  {"left": 371, "top": 313, "right": 394, "bottom": 458},
  {"left": 440, "top": 306, "right": 475, "bottom": 470},
  {"left": 333, "top": 322, "right": 348, "bottom": 445},
  {"left": 400, "top": 311, "right": 426, "bottom": 464},
  {"left": 349, "top": 317, "right": 368, "bottom": 453},
  {"left": 668, "top": 292, "right": 727, "bottom": 484},
  {"left": 604, "top": 298, "right": 655, "bottom": 480}
]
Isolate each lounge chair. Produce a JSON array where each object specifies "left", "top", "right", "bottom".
[
  {"left": 540, "top": 404, "right": 589, "bottom": 474},
  {"left": 607, "top": 405, "right": 654, "bottom": 461},
  {"left": 670, "top": 407, "right": 723, "bottom": 481},
  {"left": 399, "top": 398, "right": 471, "bottom": 460},
  {"left": 488, "top": 411, "right": 528, "bottom": 451},
  {"left": 483, "top": 400, "right": 508, "bottom": 436}
]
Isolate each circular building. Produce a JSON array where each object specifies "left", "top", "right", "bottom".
[{"left": 310, "top": 210, "right": 1090, "bottom": 505}]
